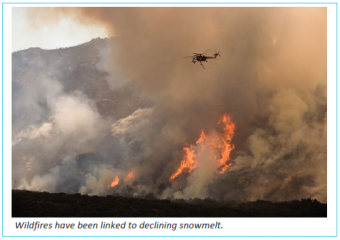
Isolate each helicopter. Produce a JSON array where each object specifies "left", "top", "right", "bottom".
[{"left": 184, "top": 49, "right": 221, "bottom": 69}]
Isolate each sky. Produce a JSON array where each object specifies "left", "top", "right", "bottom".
[{"left": 12, "top": 7, "right": 108, "bottom": 52}]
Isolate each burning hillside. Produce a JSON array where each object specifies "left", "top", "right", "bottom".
[
  {"left": 108, "top": 113, "right": 236, "bottom": 191},
  {"left": 13, "top": 7, "right": 327, "bottom": 204},
  {"left": 170, "top": 113, "right": 236, "bottom": 181}
]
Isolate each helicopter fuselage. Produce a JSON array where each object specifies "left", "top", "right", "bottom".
[
  {"left": 196, "top": 55, "right": 207, "bottom": 62},
  {"left": 195, "top": 54, "right": 218, "bottom": 62}
]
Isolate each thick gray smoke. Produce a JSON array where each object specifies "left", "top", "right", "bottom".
[{"left": 13, "top": 7, "right": 327, "bottom": 202}]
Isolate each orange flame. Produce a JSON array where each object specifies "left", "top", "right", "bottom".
[
  {"left": 170, "top": 146, "right": 198, "bottom": 180},
  {"left": 169, "top": 113, "right": 235, "bottom": 180},
  {"left": 196, "top": 129, "right": 206, "bottom": 145},
  {"left": 217, "top": 114, "right": 236, "bottom": 173},
  {"left": 110, "top": 176, "right": 120, "bottom": 188},
  {"left": 125, "top": 171, "right": 135, "bottom": 182}
]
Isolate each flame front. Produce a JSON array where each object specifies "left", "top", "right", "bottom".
[
  {"left": 170, "top": 113, "right": 235, "bottom": 180},
  {"left": 110, "top": 176, "right": 120, "bottom": 188},
  {"left": 169, "top": 146, "right": 197, "bottom": 180}
]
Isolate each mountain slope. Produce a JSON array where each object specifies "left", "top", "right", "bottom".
[{"left": 12, "top": 38, "right": 150, "bottom": 133}]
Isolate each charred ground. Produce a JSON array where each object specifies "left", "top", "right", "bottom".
[{"left": 12, "top": 190, "right": 326, "bottom": 217}]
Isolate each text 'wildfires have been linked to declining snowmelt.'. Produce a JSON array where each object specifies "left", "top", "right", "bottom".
[{"left": 15, "top": 221, "right": 223, "bottom": 232}]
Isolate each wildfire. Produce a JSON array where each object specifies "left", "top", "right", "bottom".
[
  {"left": 110, "top": 176, "right": 120, "bottom": 188},
  {"left": 125, "top": 171, "right": 135, "bottom": 182},
  {"left": 169, "top": 113, "right": 236, "bottom": 180},
  {"left": 169, "top": 146, "right": 198, "bottom": 180}
]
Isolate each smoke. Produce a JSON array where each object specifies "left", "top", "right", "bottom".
[
  {"left": 13, "top": 76, "right": 111, "bottom": 192},
  {"left": 14, "top": 7, "right": 327, "bottom": 202}
]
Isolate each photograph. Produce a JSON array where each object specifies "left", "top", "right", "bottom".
[{"left": 11, "top": 7, "right": 327, "bottom": 218}]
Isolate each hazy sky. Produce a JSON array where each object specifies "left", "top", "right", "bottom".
[{"left": 12, "top": 8, "right": 108, "bottom": 52}]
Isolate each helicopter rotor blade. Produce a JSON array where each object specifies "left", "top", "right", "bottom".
[{"left": 192, "top": 49, "right": 213, "bottom": 55}]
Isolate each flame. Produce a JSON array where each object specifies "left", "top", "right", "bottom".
[
  {"left": 169, "top": 113, "right": 235, "bottom": 180},
  {"left": 196, "top": 129, "right": 206, "bottom": 144},
  {"left": 110, "top": 176, "right": 120, "bottom": 188},
  {"left": 217, "top": 114, "right": 236, "bottom": 173},
  {"left": 125, "top": 171, "right": 135, "bottom": 182},
  {"left": 220, "top": 163, "right": 233, "bottom": 173},
  {"left": 169, "top": 146, "right": 198, "bottom": 180}
]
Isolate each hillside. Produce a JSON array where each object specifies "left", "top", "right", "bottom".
[
  {"left": 12, "top": 38, "right": 327, "bottom": 211},
  {"left": 12, "top": 190, "right": 327, "bottom": 217},
  {"left": 12, "top": 37, "right": 151, "bottom": 133},
  {"left": 12, "top": 38, "right": 152, "bottom": 187}
]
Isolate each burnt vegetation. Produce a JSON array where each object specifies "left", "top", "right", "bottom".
[{"left": 12, "top": 190, "right": 326, "bottom": 217}]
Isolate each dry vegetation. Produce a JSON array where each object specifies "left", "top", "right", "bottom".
[{"left": 13, "top": 190, "right": 326, "bottom": 217}]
